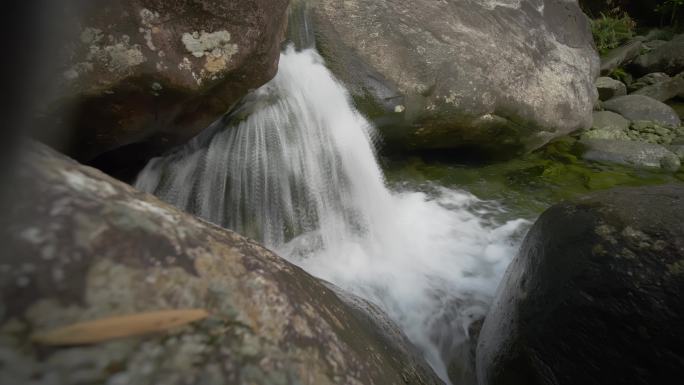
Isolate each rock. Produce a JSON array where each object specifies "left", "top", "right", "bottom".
[
  {"left": 602, "top": 95, "right": 681, "bottom": 127},
  {"left": 628, "top": 72, "right": 670, "bottom": 92},
  {"left": 0, "top": 142, "right": 444, "bottom": 385},
  {"left": 628, "top": 120, "right": 678, "bottom": 145},
  {"left": 643, "top": 39, "right": 668, "bottom": 52},
  {"left": 579, "top": 138, "right": 681, "bottom": 171},
  {"left": 631, "top": 37, "right": 684, "bottom": 76},
  {"left": 581, "top": 111, "right": 631, "bottom": 140},
  {"left": 632, "top": 73, "right": 684, "bottom": 102},
  {"left": 477, "top": 184, "right": 684, "bottom": 385},
  {"left": 669, "top": 144, "right": 684, "bottom": 161},
  {"left": 600, "top": 40, "right": 642, "bottom": 75},
  {"left": 310, "top": 0, "right": 599, "bottom": 156},
  {"left": 595, "top": 77, "right": 627, "bottom": 101},
  {"left": 35, "top": 0, "right": 290, "bottom": 177}
]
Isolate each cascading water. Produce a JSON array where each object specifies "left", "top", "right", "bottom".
[{"left": 135, "top": 47, "right": 528, "bottom": 384}]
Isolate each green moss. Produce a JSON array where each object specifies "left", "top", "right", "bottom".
[{"left": 384, "top": 136, "right": 682, "bottom": 221}]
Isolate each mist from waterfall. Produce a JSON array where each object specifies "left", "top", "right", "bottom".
[{"left": 135, "top": 47, "right": 528, "bottom": 383}]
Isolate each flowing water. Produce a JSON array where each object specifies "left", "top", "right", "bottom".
[{"left": 135, "top": 47, "right": 529, "bottom": 383}]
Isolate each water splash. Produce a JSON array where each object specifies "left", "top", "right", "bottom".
[{"left": 136, "top": 47, "right": 528, "bottom": 383}]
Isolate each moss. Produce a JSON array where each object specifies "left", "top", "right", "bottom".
[{"left": 384, "top": 136, "right": 681, "bottom": 221}]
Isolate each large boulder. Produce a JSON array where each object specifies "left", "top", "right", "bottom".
[
  {"left": 34, "top": 0, "right": 289, "bottom": 177},
  {"left": 476, "top": 184, "right": 684, "bottom": 385},
  {"left": 309, "top": 0, "right": 599, "bottom": 156},
  {"left": 0, "top": 142, "right": 443, "bottom": 385},
  {"left": 602, "top": 94, "right": 681, "bottom": 127},
  {"left": 631, "top": 36, "right": 684, "bottom": 76}
]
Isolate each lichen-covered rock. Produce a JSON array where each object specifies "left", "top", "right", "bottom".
[
  {"left": 35, "top": 0, "right": 289, "bottom": 177},
  {"left": 309, "top": 0, "right": 598, "bottom": 156},
  {"left": 602, "top": 94, "right": 681, "bottom": 127},
  {"left": 476, "top": 184, "right": 684, "bottom": 385},
  {"left": 581, "top": 111, "right": 631, "bottom": 140},
  {"left": 595, "top": 77, "right": 627, "bottom": 101},
  {"left": 580, "top": 138, "right": 681, "bottom": 171},
  {"left": 0, "top": 142, "right": 444, "bottom": 385}
]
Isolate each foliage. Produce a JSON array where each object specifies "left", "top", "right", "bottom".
[
  {"left": 609, "top": 67, "right": 632, "bottom": 85},
  {"left": 591, "top": 10, "right": 637, "bottom": 54}
]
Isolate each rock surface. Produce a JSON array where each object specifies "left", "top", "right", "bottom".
[
  {"left": 581, "top": 111, "right": 631, "bottom": 140},
  {"left": 310, "top": 0, "right": 599, "bottom": 155},
  {"left": 602, "top": 94, "right": 681, "bottom": 127},
  {"left": 632, "top": 73, "right": 684, "bottom": 102},
  {"left": 35, "top": 0, "right": 289, "bottom": 177},
  {"left": 595, "top": 77, "right": 627, "bottom": 101},
  {"left": 579, "top": 138, "right": 681, "bottom": 171},
  {"left": 631, "top": 36, "right": 684, "bottom": 76},
  {"left": 628, "top": 72, "right": 670, "bottom": 92},
  {"left": 600, "top": 40, "right": 642, "bottom": 75},
  {"left": 0, "top": 142, "right": 444, "bottom": 385},
  {"left": 477, "top": 184, "right": 684, "bottom": 385}
]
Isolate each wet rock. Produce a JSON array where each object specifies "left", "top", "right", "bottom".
[
  {"left": 595, "top": 77, "right": 627, "bottom": 101},
  {"left": 311, "top": 0, "right": 599, "bottom": 156},
  {"left": 581, "top": 111, "right": 631, "bottom": 140},
  {"left": 632, "top": 73, "right": 684, "bottom": 102},
  {"left": 628, "top": 72, "right": 670, "bottom": 92},
  {"left": 0, "top": 142, "right": 444, "bottom": 385},
  {"left": 477, "top": 184, "right": 684, "bottom": 385},
  {"left": 35, "top": 0, "right": 290, "bottom": 177},
  {"left": 600, "top": 40, "right": 642, "bottom": 75},
  {"left": 579, "top": 138, "right": 681, "bottom": 171},
  {"left": 631, "top": 37, "right": 684, "bottom": 76},
  {"left": 602, "top": 94, "right": 681, "bottom": 127}
]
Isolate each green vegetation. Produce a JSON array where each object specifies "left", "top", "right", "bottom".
[
  {"left": 384, "top": 136, "right": 683, "bottom": 221},
  {"left": 591, "top": 11, "right": 637, "bottom": 54}
]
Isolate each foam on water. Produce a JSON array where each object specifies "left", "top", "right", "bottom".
[{"left": 135, "top": 47, "right": 529, "bottom": 383}]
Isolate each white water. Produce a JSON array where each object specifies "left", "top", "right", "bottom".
[{"left": 136, "top": 47, "right": 528, "bottom": 383}]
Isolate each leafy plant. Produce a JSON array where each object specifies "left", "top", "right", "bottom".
[{"left": 591, "top": 11, "right": 637, "bottom": 54}]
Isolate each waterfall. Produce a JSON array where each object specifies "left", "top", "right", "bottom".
[{"left": 136, "top": 47, "right": 528, "bottom": 383}]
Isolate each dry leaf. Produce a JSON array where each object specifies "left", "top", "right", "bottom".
[{"left": 31, "top": 309, "right": 209, "bottom": 346}]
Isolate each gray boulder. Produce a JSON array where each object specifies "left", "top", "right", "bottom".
[
  {"left": 581, "top": 111, "right": 631, "bottom": 140},
  {"left": 596, "top": 77, "right": 627, "bottom": 101},
  {"left": 35, "top": 0, "right": 290, "bottom": 174},
  {"left": 631, "top": 37, "right": 684, "bottom": 76},
  {"left": 632, "top": 74, "right": 684, "bottom": 102},
  {"left": 477, "top": 184, "right": 684, "bottom": 385},
  {"left": 600, "top": 40, "right": 642, "bottom": 75},
  {"left": 0, "top": 142, "right": 444, "bottom": 385},
  {"left": 579, "top": 138, "right": 681, "bottom": 171},
  {"left": 309, "top": 0, "right": 599, "bottom": 155},
  {"left": 628, "top": 72, "right": 670, "bottom": 92},
  {"left": 602, "top": 95, "right": 681, "bottom": 127}
]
